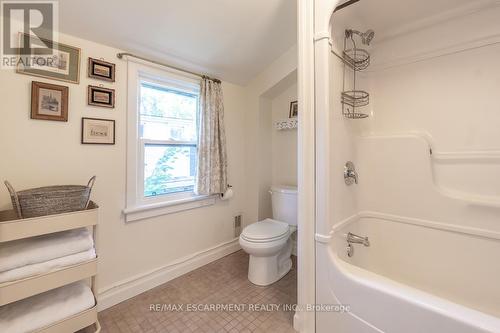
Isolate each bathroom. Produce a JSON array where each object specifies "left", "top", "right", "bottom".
[
  {"left": 0, "top": 1, "right": 300, "bottom": 332},
  {"left": 1, "top": 0, "right": 500, "bottom": 332}
]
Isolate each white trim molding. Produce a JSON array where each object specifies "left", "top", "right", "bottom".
[
  {"left": 317, "top": 211, "right": 500, "bottom": 243},
  {"left": 123, "top": 195, "right": 216, "bottom": 222},
  {"left": 296, "top": 0, "right": 328, "bottom": 332},
  {"left": 98, "top": 238, "right": 240, "bottom": 311}
]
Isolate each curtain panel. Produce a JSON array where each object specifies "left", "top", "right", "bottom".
[{"left": 196, "top": 77, "right": 228, "bottom": 195}]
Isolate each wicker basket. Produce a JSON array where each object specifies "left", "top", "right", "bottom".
[{"left": 4, "top": 176, "right": 96, "bottom": 219}]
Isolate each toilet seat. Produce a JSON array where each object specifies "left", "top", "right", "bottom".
[{"left": 241, "top": 219, "right": 289, "bottom": 243}]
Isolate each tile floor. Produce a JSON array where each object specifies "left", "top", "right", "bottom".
[{"left": 91, "top": 251, "right": 297, "bottom": 333}]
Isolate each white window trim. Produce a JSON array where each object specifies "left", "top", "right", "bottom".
[{"left": 124, "top": 59, "right": 215, "bottom": 222}]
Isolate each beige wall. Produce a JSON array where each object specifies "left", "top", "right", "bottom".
[
  {"left": 0, "top": 32, "right": 248, "bottom": 307},
  {"left": 245, "top": 46, "right": 298, "bottom": 223},
  {"left": 271, "top": 82, "right": 298, "bottom": 187},
  {"left": 257, "top": 99, "right": 273, "bottom": 219},
  {"left": 258, "top": 80, "right": 298, "bottom": 220}
]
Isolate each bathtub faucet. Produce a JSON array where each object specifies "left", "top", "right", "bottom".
[{"left": 347, "top": 232, "right": 370, "bottom": 247}]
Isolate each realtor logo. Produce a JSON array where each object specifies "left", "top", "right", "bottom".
[{"left": 1, "top": 1, "right": 58, "bottom": 68}]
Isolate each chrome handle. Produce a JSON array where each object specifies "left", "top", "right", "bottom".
[
  {"left": 347, "top": 232, "right": 370, "bottom": 247},
  {"left": 344, "top": 161, "right": 358, "bottom": 185}
]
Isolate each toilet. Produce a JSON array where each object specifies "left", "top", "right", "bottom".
[{"left": 239, "top": 185, "right": 297, "bottom": 286}]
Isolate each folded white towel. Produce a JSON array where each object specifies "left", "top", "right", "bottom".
[
  {"left": 0, "top": 248, "right": 96, "bottom": 284},
  {"left": 0, "top": 228, "right": 94, "bottom": 273},
  {"left": 0, "top": 281, "right": 95, "bottom": 333}
]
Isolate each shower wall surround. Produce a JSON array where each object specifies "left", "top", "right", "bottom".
[
  {"left": 332, "top": 3, "right": 500, "bottom": 230},
  {"left": 314, "top": 1, "right": 500, "bottom": 332}
]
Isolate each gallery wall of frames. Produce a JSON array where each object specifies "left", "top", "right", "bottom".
[{"left": 19, "top": 34, "right": 117, "bottom": 145}]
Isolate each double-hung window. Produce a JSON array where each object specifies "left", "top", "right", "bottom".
[
  {"left": 125, "top": 61, "right": 215, "bottom": 222},
  {"left": 139, "top": 81, "right": 198, "bottom": 198}
]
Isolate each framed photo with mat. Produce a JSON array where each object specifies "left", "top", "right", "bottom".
[
  {"left": 17, "top": 33, "right": 81, "bottom": 84},
  {"left": 88, "top": 85, "right": 115, "bottom": 108},
  {"left": 31, "top": 81, "right": 69, "bottom": 122},
  {"left": 81, "top": 117, "right": 115, "bottom": 145},
  {"left": 88, "top": 57, "right": 115, "bottom": 82}
]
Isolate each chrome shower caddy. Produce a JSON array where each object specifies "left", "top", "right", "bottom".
[{"left": 341, "top": 29, "right": 371, "bottom": 119}]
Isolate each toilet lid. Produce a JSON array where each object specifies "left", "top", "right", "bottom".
[{"left": 241, "top": 219, "right": 289, "bottom": 241}]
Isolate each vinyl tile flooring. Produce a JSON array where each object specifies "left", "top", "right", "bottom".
[{"left": 85, "top": 250, "right": 297, "bottom": 333}]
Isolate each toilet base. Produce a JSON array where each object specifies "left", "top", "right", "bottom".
[{"left": 247, "top": 239, "right": 292, "bottom": 286}]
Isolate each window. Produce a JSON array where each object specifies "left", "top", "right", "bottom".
[
  {"left": 140, "top": 82, "right": 198, "bottom": 197},
  {"left": 124, "top": 61, "right": 215, "bottom": 222}
]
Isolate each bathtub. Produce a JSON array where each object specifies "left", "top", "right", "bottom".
[{"left": 315, "top": 212, "right": 500, "bottom": 333}]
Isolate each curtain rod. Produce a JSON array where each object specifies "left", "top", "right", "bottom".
[{"left": 116, "top": 52, "right": 221, "bottom": 83}]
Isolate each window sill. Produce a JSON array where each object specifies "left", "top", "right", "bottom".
[{"left": 123, "top": 195, "right": 217, "bottom": 222}]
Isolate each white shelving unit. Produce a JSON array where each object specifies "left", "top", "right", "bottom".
[
  {"left": 0, "top": 202, "right": 100, "bottom": 333},
  {"left": 274, "top": 118, "right": 298, "bottom": 130}
]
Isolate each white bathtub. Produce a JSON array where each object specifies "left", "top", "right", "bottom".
[{"left": 316, "top": 212, "right": 500, "bottom": 333}]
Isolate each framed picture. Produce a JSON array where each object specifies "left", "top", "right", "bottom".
[
  {"left": 82, "top": 118, "right": 115, "bottom": 145},
  {"left": 88, "top": 58, "right": 115, "bottom": 82},
  {"left": 289, "top": 100, "right": 298, "bottom": 118},
  {"left": 31, "top": 81, "right": 69, "bottom": 121},
  {"left": 17, "top": 33, "right": 81, "bottom": 84},
  {"left": 88, "top": 85, "right": 115, "bottom": 108}
]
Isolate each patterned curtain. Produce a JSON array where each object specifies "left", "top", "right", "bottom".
[{"left": 196, "top": 77, "right": 228, "bottom": 195}]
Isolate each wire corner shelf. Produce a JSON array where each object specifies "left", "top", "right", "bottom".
[
  {"left": 343, "top": 48, "right": 370, "bottom": 71},
  {"left": 340, "top": 28, "right": 374, "bottom": 120}
]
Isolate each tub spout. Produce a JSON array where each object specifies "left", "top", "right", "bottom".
[{"left": 347, "top": 232, "right": 370, "bottom": 247}]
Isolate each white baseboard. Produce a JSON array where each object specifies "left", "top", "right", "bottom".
[{"left": 98, "top": 238, "right": 241, "bottom": 311}]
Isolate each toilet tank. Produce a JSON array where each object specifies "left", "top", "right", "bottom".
[{"left": 271, "top": 185, "right": 298, "bottom": 226}]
